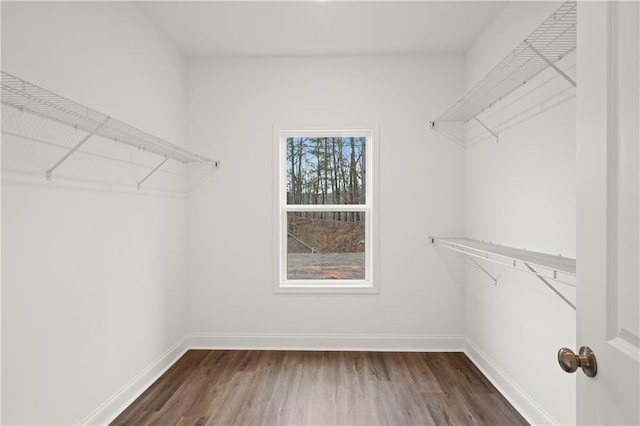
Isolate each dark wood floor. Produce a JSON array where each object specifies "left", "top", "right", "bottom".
[{"left": 112, "top": 350, "right": 528, "bottom": 425}]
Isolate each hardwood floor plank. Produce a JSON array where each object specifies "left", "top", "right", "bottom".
[
  {"left": 421, "top": 392, "right": 456, "bottom": 425},
  {"left": 111, "top": 350, "right": 529, "bottom": 426},
  {"left": 383, "top": 353, "right": 437, "bottom": 425},
  {"left": 175, "top": 416, "right": 209, "bottom": 426},
  {"left": 112, "top": 350, "right": 209, "bottom": 424},
  {"left": 400, "top": 352, "right": 445, "bottom": 394}
]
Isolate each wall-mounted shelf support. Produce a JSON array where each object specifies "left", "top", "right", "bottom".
[
  {"left": 524, "top": 41, "right": 576, "bottom": 88},
  {"left": 430, "top": 236, "right": 576, "bottom": 309},
  {"left": 429, "top": 121, "right": 466, "bottom": 148},
  {"left": 467, "top": 256, "right": 498, "bottom": 284},
  {"left": 137, "top": 156, "right": 169, "bottom": 191},
  {"left": 524, "top": 263, "right": 576, "bottom": 309},
  {"left": 473, "top": 117, "right": 499, "bottom": 143},
  {"left": 45, "top": 116, "right": 110, "bottom": 181}
]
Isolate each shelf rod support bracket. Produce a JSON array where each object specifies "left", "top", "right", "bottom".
[
  {"left": 473, "top": 117, "right": 499, "bottom": 143},
  {"left": 524, "top": 41, "right": 577, "bottom": 88},
  {"left": 430, "top": 237, "right": 497, "bottom": 284},
  {"left": 429, "top": 121, "right": 466, "bottom": 148},
  {"left": 46, "top": 117, "right": 110, "bottom": 181},
  {"left": 524, "top": 263, "right": 576, "bottom": 310},
  {"left": 467, "top": 256, "right": 498, "bottom": 285},
  {"left": 137, "top": 156, "right": 170, "bottom": 191}
]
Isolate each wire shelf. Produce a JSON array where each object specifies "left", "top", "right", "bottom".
[
  {"left": 430, "top": 0, "right": 576, "bottom": 141},
  {"left": 431, "top": 236, "right": 576, "bottom": 309},
  {"left": 1, "top": 71, "right": 215, "bottom": 166}
]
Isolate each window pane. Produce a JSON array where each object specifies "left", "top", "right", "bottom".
[
  {"left": 286, "top": 136, "right": 366, "bottom": 205},
  {"left": 287, "top": 212, "right": 365, "bottom": 280}
]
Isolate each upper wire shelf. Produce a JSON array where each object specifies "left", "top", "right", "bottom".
[
  {"left": 1, "top": 71, "right": 218, "bottom": 190},
  {"left": 431, "top": 236, "right": 576, "bottom": 309},
  {"left": 430, "top": 0, "right": 577, "bottom": 143}
]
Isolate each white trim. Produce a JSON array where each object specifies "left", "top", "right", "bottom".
[
  {"left": 188, "top": 333, "right": 465, "bottom": 352},
  {"left": 274, "top": 282, "right": 379, "bottom": 294},
  {"left": 272, "top": 124, "right": 380, "bottom": 294},
  {"left": 79, "top": 336, "right": 189, "bottom": 425},
  {"left": 464, "top": 337, "right": 558, "bottom": 426}
]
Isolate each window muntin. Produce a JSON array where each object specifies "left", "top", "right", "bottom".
[{"left": 276, "top": 129, "right": 375, "bottom": 292}]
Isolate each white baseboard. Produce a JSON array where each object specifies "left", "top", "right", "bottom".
[
  {"left": 464, "top": 337, "right": 557, "bottom": 426},
  {"left": 79, "top": 336, "right": 189, "bottom": 425},
  {"left": 188, "top": 333, "right": 465, "bottom": 352}
]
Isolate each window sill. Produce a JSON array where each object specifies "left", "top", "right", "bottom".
[{"left": 274, "top": 280, "right": 379, "bottom": 294}]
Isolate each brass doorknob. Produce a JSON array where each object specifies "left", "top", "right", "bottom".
[{"left": 557, "top": 346, "right": 598, "bottom": 377}]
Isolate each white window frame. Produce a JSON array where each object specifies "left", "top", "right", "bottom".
[{"left": 273, "top": 125, "right": 379, "bottom": 293}]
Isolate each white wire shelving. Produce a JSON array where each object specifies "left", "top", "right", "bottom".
[
  {"left": 430, "top": 0, "right": 577, "bottom": 146},
  {"left": 430, "top": 237, "right": 576, "bottom": 309},
  {"left": 1, "top": 71, "right": 219, "bottom": 192}
]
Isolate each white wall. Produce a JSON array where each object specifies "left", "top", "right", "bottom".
[
  {"left": 1, "top": 2, "right": 188, "bottom": 424},
  {"left": 186, "top": 56, "right": 465, "bottom": 347},
  {"left": 463, "top": 2, "right": 576, "bottom": 425},
  {"left": 1, "top": 2, "right": 578, "bottom": 424}
]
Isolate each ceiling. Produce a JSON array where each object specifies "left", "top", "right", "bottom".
[{"left": 135, "top": 1, "right": 507, "bottom": 57}]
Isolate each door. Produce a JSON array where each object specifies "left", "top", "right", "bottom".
[{"left": 576, "top": 1, "right": 640, "bottom": 424}]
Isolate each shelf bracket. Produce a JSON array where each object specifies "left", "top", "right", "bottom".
[
  {"left": 467, "top": 256, "right": 498, "bottom": 285},
  {"left": 524, "top": 263, "right": 576, "bottom": 310},
  {"left": 429, "top": 121, "right": 466, "bottom": 148},
  {"left": 430, "top": 236, "right": 497, "bottom": 284},
  {"left": 46, "top": 117, "right": 110, "bottom": 181},
  {"left": 137, "top": 156, "right": 170, "bottom": 191},
  {"left": 473, "top": 117, "right": 499, "bottom": 143},
  {"left": 524, "top": 41, "right": 577, "bottom": 88}
]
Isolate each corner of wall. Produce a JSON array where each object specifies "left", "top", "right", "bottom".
[
  {"left": 460, "top": 2, "right": 577, "bottom": 425},
  {"left": 464, "top": 337, "right": 559, "bottom": 425},
  {"left": 80, "top": 336, "right": 189, "bottom": 425}
]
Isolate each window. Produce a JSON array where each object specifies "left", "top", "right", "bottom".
[{"left": 274, "top": 127, "right": 378, "bottom": 293}]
